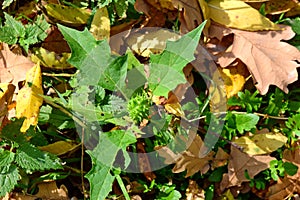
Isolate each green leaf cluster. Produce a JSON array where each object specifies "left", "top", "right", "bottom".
[
  {"left": 58, "top": 20, "right": 206, "bottom": 199},
  {"left": 0, "top": 119, "right": 62, "bottom": 196},
  {"left": 0, "top": 13, "right": 50, "bottom": 52}
]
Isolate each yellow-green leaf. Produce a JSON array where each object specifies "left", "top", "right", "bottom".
[
  {"left": 31, "top": 47, "right": 72, "bottom": 69},
  {"left": 16, "top": 62, "right": 43, "bottom": 132},
  {"left": 90, "top": 7, "right": 110, "bottom": 41},
  {"left": 39, "top": 141, "right": 80, "bottom": 156},
  {"left": 207, "top": 0, "right": 280, "bottom": 31},
  {"left": 44, "top": 4, "right": 90, "bottom": 26},
  {"left": 234, "top": 132, "right": 288, "bottom": 155}
]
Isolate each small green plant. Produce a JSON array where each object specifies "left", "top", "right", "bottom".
[
  {"left": 228, "top": 90, "right": 262, "bottom": 112},
  {"left": 0, "top": 13, "right": 50, "bottom": 52},
  {"left": 127, "top": 91, "right": 151, "bottom": 124},
  {"left": 0, "top": 119, "right": 62, "bottom": 196},
  {"left": 269, "top": 160, "right": 298, "bottom": 181}
]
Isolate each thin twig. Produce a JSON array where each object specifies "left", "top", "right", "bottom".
[
  {"left": 81, "top": 126, "right": 87, "bottom": 200},
  {"left": 42, "top": 72, "right": 76, "bottom": 77},
  {"left": 186, "top": 110, "right": 289, "bottom": 122}
]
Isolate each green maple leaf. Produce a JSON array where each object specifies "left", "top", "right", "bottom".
[
  {"left": 85, "top": 130, "right": 136, "bottom": 200},
  {"left": 149, "top": 21, "right": 206, "bottom": 97}
]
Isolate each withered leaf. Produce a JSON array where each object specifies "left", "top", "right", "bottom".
[
  {"left": 0, "top": 43, "right": 34, "bottom": 88},
  {"left": 213, "top": 24, "right": 300, "bottom": 94},
  {"left": 172, "top": 0, "right": 205, "bottom": 34},
  {"left": 158, "top": 134, "right": 215, "bottom": 177},
  {"left": 220, "top": 146, "right": 275, "bottom": 191}
]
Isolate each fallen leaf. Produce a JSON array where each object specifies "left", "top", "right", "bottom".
[
  {"left": 44, "top": 4, "right": 90, "bottom": 26},
  {"left": 16, "top": 1, "right": 37, "bottom": 20},
  {"left": 207, "top": 0, "right": 280, "bottom": 31},
  {"left": 134, "top": 0, "right": 169, "bottom": 27},
  {"left": 286, "top": 2, "right": 300, "bottom": 17},
  {"left": 16, "top": 62, "right": 43, "bottom": 132},
  {"left": 172, "top": 0, "right": 205, "bottom": 34},
  {"left": 42, "top": 26, "right": 71, "bottom": 54},
  {"left": 90, "top": 7, "right": 110, "bottom": 41},
  {"left": 11, "top": 181, "right": 69, "bottom": 200},
  {"left": 0, "top": 83, "right": 15, "bottom": 127},
  {"left": 220, "top": 146, "right": 275, "bottom": 191},
  {"left": 214, "top": 24, "right": 300, "bottom": 94},
  {"left": 171, "top": 135, "right": 215, "bottom": 177},
  {"left": 39, "top": 141, "right": 80, "bottom": 156},
  {"left": 246, "top": 0, "right": 299, "bottom": 15},
  {"left": 186, "top": 180, "right": 205, "bottom": 200},
  {"left": 110, "top": 18, "right": 142, "bottom": 36},
  {"left": 234, "top": 132, "right": 287, "bottom": 155},
  {"left": 219, "top": 61, "right": 249, "bottom": 98},
  {"left": 125, "top": 28, "right": 180, "bottom": 57},
  {"left": 31, "top": 47, "right": 72, "bottom": 69},
  {"left": 0, "top": 43, "right": 34, "bottom": 88},
  {"left": 211, "top": 147, "right": 229, "bottom": 169}
]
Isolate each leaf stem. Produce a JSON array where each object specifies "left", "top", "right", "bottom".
[
  {"left": 43, "top": 97, "right": 87, "bottom": 128},
  {"left": 115, "top": 174, "right": 130, "bottom": 200}
]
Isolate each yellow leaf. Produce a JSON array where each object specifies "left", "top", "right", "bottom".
[
  {"left": 90, "top": 7, "right": 110, "bottom": 41},
  {"left": 16, "top": 62, "right": 43, "bottom": 132},
  {"left": 219, "top": 62, "right": 249, "bottom": 98},
  {"left": 209, "top": 69, "right": 227, "bottom": 112},
  {"left": 31, "top": 47, "right": 72, "bottom": 69},
  {"left": 44, "top": 4, "right": 90, "bottom": 26},
  {"left": 165, "top": 102, "right": 184, "bottom": 117},
  {"left": 234, "top": 132, "right": 287, "bottom": 155},
  {"left": 39, "top": 141, "right": 80, "bottom": 156},
  {"left": 199, "top": 0, "right": 210, "bottom": 20},
  {"left": 207, "top": 0, "right": 281, "bottom": 31}
]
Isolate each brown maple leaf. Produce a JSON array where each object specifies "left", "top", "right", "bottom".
[
  {"left": 209, "top": 23, "right": 300, "bottom": 95},
  {"left": 157, "top": 134, "right": 215, "bottom": 177},
  {"left": 265, "top": 143, "right": 300, "bottom": 200},
  {"left": 0, "top": 43, "right": 34, "bottom": 88},
  {"left": 220, "top": 146, "right": 275, "bottom": 191}
]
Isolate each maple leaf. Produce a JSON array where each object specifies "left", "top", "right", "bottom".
[
  {"left": 0, "top": 43, "right": 34, "bottom": 87},
  {"left": 210, "top": 23, "right": 300, "bottom": 94},
  {"left": 158, "top": 134, "right": 215, "bottom": 177},
  {"left": 266, "top": 143, "right": 300, "bottom": 200},
  {"left": 220, "top": 146, "right": 275, "bottom": 191}
]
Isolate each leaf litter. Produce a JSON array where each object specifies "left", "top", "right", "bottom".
[{"left": 0, "top": 0, "right": 300, "bottom": 199}]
